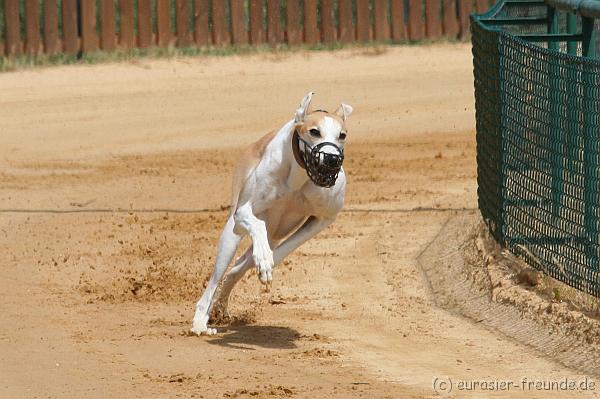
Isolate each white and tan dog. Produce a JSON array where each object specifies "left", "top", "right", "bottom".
[{"left": 191, "top": 92, "right": 353, "bottom": 335}]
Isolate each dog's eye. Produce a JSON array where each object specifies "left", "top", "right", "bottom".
[
  {"left": 339, "top": 132, "right": 347, "bottom": 140},
  {"left": 309, "top": 128, "right": 321, "bottom": 137}
]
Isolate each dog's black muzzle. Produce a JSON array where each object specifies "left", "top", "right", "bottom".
[{"left": 294, "top": 132, "right": 344, "bottom": 188}]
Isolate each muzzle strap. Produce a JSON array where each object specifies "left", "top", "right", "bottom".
[{"left": 292, "top": 130, "right": 307, "bottom": 170}]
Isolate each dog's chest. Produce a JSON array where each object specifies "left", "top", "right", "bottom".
[
  {"left": 270, "top": 183, "right": 337, "bottom": 217},
  {"left": 269, "top": 187, "right": 310, "bottom": 212}
]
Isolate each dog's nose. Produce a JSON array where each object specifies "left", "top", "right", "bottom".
[{"left": 322, "top": 152, "right": 342, "bottom": 168}]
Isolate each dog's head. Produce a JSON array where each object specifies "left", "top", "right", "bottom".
[
  {"left": 292, "top": 92, "right": 353, "bottom": 188},
  {"left": 293, "top": 91, "right": 353, "bottom": 152}
]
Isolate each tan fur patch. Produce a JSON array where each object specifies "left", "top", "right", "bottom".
[
  {"left": 229, "top": 130, "right": 277, "bottom": 212},
  {"left": 298, "top": 111, "right": 346, "bottom": 134}
]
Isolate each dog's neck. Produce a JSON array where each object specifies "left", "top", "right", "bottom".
[{"left": 277, "top": 120, "right": 311, "bottom": 191}]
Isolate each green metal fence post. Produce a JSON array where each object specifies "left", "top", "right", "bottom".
[
  {"left": 566, "top": 12, "right": 577, "bottom": 54},
  {"left": 582, "top": 15, "right": 599, "bottom": 270},
  {"left": 565, "top": 13, "right": 578, "bottom": 240},
  {"left": 547, "top": 5, "right": 559, "bottom": 51},
  {"left": 548, "top": 5, "right": 563, "bottom": 219},
  {"left": 582, "top": 16, "right": 596, "bottom": 58},
  {"left": 472, "top": 16, "right": 506, "bottom": 244}
]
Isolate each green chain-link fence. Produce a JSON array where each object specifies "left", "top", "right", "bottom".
[{"left": 472, "top": 0, "right": 600, "bottom": 296}]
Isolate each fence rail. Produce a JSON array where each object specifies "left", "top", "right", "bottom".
[{"left": 0, "top": 0, "right": 493, "bottom": 57}]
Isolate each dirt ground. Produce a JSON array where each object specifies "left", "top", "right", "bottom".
[{"left": 0, "top": 44, "right": 597, "bottom": 398}]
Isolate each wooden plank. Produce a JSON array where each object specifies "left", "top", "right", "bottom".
[
  {"left": 231, "top": 0, "right": 248, "bottom": 45},
  {"left": 249, "top": 0, "right": 265, "bottom": 45},
  {"left": 356, "top": 0, "right": 370, "bottom": 42},
  {"left": 391, "top": 0, "right": 406, "bottom": 41},
  {"left": 25, "top": 0, "right": 41, "bottom": 55},
  {"left": 138, "top": 0, "right": 153, "bottom": 48},
  {"left": 267, "top": 0, "right": 282, "bottom": 44},
  {"left": 338, "top": 0, "right": 354, "bottom": 43},
  {"left": 81, "top": 0, "right": 98, "bottom": 52},
  {"left": 442, "top": 0, "right": 460, "bottom": 38},
  {"left": 176, "top": 0, "right": 192, "bottom": 47},
  {"left": 458, "top": 0, "right": 472, "bottom": 39},
  {"left": 476, "top": 0, "right": 488, "bottom": 13},
  {"left": 5, "top": 0, "right": 21, "bottom": 55},
  {"left": 286, "top": 0, "right": 302, "bottom": 45},
  {"left": 374, "top": 0, "right": 390, "bottom": 41},
  {"left": 43, "top": 0, "right": 60, "bottom": 54},
  {"left": 100, "top": 0, "right": 116, "bottom": 50},
  {"left": 321, "top": 0, "right": 336, "bottom": 43},
  {"left": 119, "top": 0, "right": 135, "bottom": 48},
  {"left": 304, "top": 0, "right": 319, "bottom": 44},
  {"left": 62, "top": 0, "right": 79, "bottom": 54},
  {"left": 80, "top": 0, "right": 98, "bottom": 52},
  {"left": 157, "top": 0, "right": 172, "bottom": 47},
  {"left": 194, "top": 0, "right": 210, "bottom": 46},
  {"left": 212, "top": 0, "right": 230, "bottom": 45},
  {"left": 408, "top": 0, "right": 424, "bottom": 40},
  {"left": 425, "top": 0, "right": 442, "bottom": 38}
]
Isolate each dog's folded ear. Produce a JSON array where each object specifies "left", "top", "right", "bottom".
[
  {"left": 335, "top": 103, "right": 353, "bottom": 122},
  {"left": 295, "top": 91, "right": 314, "bottom": 123}
]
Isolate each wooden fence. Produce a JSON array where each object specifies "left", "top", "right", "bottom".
[{"left": 0, "top": 0, "right": 496, "bottom": 57}]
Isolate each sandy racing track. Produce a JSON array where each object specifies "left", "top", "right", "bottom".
[{"left": 0, "top": 45, "right": 596, "bottom": 398}]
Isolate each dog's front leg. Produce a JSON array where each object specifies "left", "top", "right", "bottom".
[{"left": 234, "top": 202, "right": 273, "bottom": 284}]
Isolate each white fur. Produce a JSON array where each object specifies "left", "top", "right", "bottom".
[{"left": 191, "top": 92, "right": 352, "bottom": 335}]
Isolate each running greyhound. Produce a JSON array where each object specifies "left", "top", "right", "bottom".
[{"left": 191, "top": 92, "right": 353, "bottom": 335}]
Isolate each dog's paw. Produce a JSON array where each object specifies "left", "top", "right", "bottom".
[
  {"left": 190, "top": 325, "right": 218, "bottom": 336},
  {"left": 191, "top": 312, "right": 217, "bottom": 335},
  {"left": 191, "top": 317, "right": 217, "bottom": 336},
  {"left": 253, "top": 243, "right": 274, "bottom": 284}
]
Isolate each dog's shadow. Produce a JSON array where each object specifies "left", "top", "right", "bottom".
[{"left": 206, "top": 324, "right": 300, "bottom": 350}]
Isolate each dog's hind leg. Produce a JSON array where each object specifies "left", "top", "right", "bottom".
[
  {"left": 209, "top": 217, "right": 333, "bottom": 328},
  {"left": 272, "top": 216, "right": 334, "bottom": 266},
  {"left": 212, "top": 247, "right": 254, "bottom": 321},
  {"left": 191, "top": 216, "right": 242, "bottom": 335}
]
